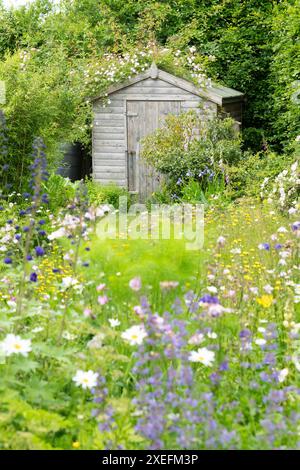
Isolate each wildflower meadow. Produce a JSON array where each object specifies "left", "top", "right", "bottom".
[{"left": 0, "top": 0, "right": 299, "bottom": 455}]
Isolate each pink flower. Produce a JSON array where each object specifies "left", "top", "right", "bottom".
[
  {"left": 133, "top": 305, "right": 143, "bottom": 317},
  {"left": 84, "top": 308, "right": 92, "bottom": 318},
  {"left": 96, "top": 283, "right": 106, "bottom": 292},
  {"left": 129, "top": 277, "right": 142, "bottom": 291},
  {"left": 98, "top": 295, "right": 109, "bottom": 305}
]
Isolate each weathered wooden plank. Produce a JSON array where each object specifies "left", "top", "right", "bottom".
[
  {"left": 94, "top": 133, "right": 125, "bottom": 141},
  {"left": 136, "top": 78, "right": 177, "bottom": 88},
  {"left": 93, "top": 124, "right": 124, "bottom": 131},
  {"left": 93, "top": 139, "right": 124, "bottom": 146},
  {"left": 94, "top": 113, "right": 124, "bottom": 120},
  {"left": 93, "top": 127, "right": 125, "bottom": 134},
  {"left": 94, "top": 154, "right": 124, "bottom": 160},
  {"left": 93, "top": 100, "right": 124, "bottom": 109},
  {"left": 93, "top": 128, "right": 124, "bottom": 135},
  {"left": 94, "top": 161, "right": 125, "bottom": 168},
  {"left": 94, "top": 165, "right": 125, "bottom": 172},
  {"left": 95, "top": 106, "right": 124, "bottom": 114},
  {"left": 93, "top": 172, "right": 126, "bottom": 179},
  {"left": 114, "top": 87, "right": 194, "bottom": 96},
  {"left": 112, "top": 94, "right": 194, "bottom": 101},
  {"left": 93, "top": 146, "right": 125, "bottom": 153},
  {"left": 94, "top": 133, "right": 125, "bottom": 140},
  {"left": 181, "top": 100, "right": 202, "bottom": 109}
]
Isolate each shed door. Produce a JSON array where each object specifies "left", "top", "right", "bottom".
[{"left": 126, "top": 101, "right": 181, "bottom": 193}]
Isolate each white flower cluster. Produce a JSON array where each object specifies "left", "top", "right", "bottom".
[
  {"left": 261, "top": 160, "right": 300, "bottom": 212},
  {"left": 83, "top": 45, "right": 211, "bottom": 101}
]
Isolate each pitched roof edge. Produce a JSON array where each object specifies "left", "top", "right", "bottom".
[{"left": 90, "top": 66, "right": 244, "bottom": 105}]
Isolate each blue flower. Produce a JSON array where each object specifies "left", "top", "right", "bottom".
[
  {"left": 199, "top": 294, "right": 219, "bottom": 304},
  {"left": 4, "top": 257, "right": 12, "bottom": 264},
  {"left": 258, "top": 243, "right": 270, "bottom": 251},
  {"left": 30, "top": 272, "right": 38, "bottom": 282},
  {"left": 35, "top": 246, "right": 45, "bottom": 257},
  {"left": 292, "top": 221, "right": 300, "bottom": 231}
]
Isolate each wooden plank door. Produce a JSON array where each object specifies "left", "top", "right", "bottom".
[{"left": 126, "top": 100, "right": 181, "bottom": 196}]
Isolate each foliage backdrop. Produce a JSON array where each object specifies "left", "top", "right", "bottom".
[{"left": 0, "top": 0, "right": 299, "bottom": 187}]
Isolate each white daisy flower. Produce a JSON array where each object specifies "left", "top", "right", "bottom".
[
  {"left": 73, "top": 370, "right": 99, "bottom": 390},
  {"left": 1, "top": 334, "right": 32, "bottom": 357},
  {"left": 188, "top": 347, "right": 215, "bottom": 366},
  {"left": 121, "top": 324, "right": 147, "bottom": 346}
]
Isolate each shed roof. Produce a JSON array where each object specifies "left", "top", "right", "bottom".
[{"left": 91, "top": 63, "right": 244, "bottom": 106}]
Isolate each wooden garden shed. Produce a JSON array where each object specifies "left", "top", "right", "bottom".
[{"left": 91, "top": 63, "right": 244, "bottom": 199}]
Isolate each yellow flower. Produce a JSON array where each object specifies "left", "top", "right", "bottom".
[
  {"left": 72, "top": 441, "right": 80, "bottom": 449},
  {"left": 257, "top": 295, "right": 274, "bottom": 308}
]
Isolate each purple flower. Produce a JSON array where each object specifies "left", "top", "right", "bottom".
[
  {"left": 200, "top": 294, "right": 219, "bottom": 304},
  {"left": 292, "top": 221, "right": 300, "bottom": 232},
  {"left": 30, "top": 272, "right": 38, "bottom": 282},
  {"left": 4, "top": 257, "right": 12, "bottom": 264},
  {"left": 239, "top": 329, "right": 251, "bottom": 339},
  {"left": 35, "top": 246, "right": 45, "bottom": 257},
  {"left": 219, "top": 360, "right": 229, "bottom": 371},
  {"left": 259, "top": 243, "right": 270, "bottom": 251},
  {"left": 210, "top": 372, "right": 221, "bottom": 385}
]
